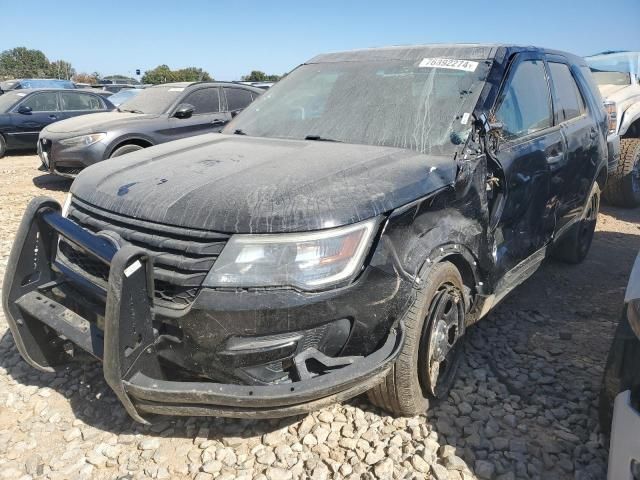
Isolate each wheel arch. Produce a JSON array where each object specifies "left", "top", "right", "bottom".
[
  {"left": 620, "top": 105, "right": 640, "bottom": 139},
  {"left": 104, "top": 136, "right": 155, "bottom": 158}
]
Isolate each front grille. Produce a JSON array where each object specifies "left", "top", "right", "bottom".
[
  {"left": 55, "top": 166, "right": 84, "bottom": 176},
  {"left": 57, "top": 197, "right": 229, "bottom": 310}
]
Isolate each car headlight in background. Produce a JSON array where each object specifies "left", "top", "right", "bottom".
[
  {"left": 604, "top": 101, "right": 618, "bottom": 134},
  {"left": 204, "top": 218, "right": 378, "bottom": 291},
  {"left": 59, "top": 133, "right": 107, "bottom": 147}
]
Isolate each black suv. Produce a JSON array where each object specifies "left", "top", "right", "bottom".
[
  {"left": 38, "top": 81, "right": 263, "bottom": 177},
  {"left": 0, "top": 89, "right": 114, "bottom": 158},
  {"left": 3, "top": 44, "right": 609, "bottom": 422}
]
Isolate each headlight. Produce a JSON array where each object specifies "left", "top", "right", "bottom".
[
  {"left": 604, "top": 101, "right": 617, "bottom": 134},
  {"left": 204, "top": 218, "right": 378, "bottom": 291},
  {"left": 59, "top": 133, "right": 107, "bottom": 147}
]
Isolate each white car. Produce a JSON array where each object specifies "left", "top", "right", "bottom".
[
  {"left": 586, "top": 52, "right": 640, "bottom": 208},
  {"left": 601, "top": 252, "right": 640, "bottom": 478}
]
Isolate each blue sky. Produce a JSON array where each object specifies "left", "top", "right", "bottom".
[{"left": 1, "top": 0, "right": 638, "bottom": 80}]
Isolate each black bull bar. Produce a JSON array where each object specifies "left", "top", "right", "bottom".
[{"left": 2, "top": 196, "right": 403, "bottom": 423}]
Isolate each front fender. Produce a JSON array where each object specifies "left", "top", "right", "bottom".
[{"left": 620, "top": 102, "right": 640, "bottom": 137}]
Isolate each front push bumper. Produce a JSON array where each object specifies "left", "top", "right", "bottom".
[{"left": 2, "top": 197, "right": 404, "bottom": 423}]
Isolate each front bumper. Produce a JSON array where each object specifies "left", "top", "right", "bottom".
[
  {"left": 38, "top": 137, "right": 107, "bottom": 178},
  {"left": 2, "top": 197, "right": 404, "bottom": 423}
]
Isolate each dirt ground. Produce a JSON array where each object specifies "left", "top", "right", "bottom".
[{"left": 1, "top": 153, "right": 639, "bottom": 480}]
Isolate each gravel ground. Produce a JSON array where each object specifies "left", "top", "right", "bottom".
[{"left": 1, "top": 154, "right": 639, "bottom": 480}]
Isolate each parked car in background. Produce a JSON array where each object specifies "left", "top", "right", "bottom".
[
  {"left": 600, "top": 251, "right": 640, "bottom": 478},
  {"left": 0, "top": 89, "right": 114, "bottom": 158},
  {"left": 38, "top": 81, "right": 262, "bottom": 177},
  {"left": 586, "top": 51, "right": 640, "bottom": 207},
  {"left": 238, "top": 81, "right": 274, "bottom": 90},
  {"left": 2, "top": 44, "right": 609, "bottom": 422},
  {"left": 105, "top": 88, "right": 142, "bottom": 107},
  {"left": 78, "top": 89, "right": 114, "bottom": 100},
  {"left": 0, "top": 79, "right": 76, "bottom": 94}
]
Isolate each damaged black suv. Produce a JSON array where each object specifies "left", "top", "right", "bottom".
[{"left": 3, "top": 44, "right": 609, "bottom": 423}]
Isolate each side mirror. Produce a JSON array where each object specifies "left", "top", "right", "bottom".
[
  {"left": 230, "top": 109, "right": 242, "bottom": 118},
  {"left": 173, "top": 104, "right": 195, "bottom": 119},
  {"left": 18, "top": 105, "right": 32, "bottom": 114}
]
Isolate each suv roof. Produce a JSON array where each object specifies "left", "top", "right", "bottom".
[{"left": 308, "top": 43, "right": 586, "bottom": 66}]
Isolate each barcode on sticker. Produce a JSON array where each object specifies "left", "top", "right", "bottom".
[
  {"left": 419, "top": 58, "right": 478, "bottom": 72},
  {"left": 124, "top": 260, "right": 142, "bottom": 277}
]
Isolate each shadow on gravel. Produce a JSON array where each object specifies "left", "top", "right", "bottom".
[
  {"left": 1, "top": 227, "right": 639, "bottom": 478},
  {"left": 32, "top": 173, "right": 73, "bottom": 192},
  {"left": 600, "top": 203, "right": 640, "bottom": 223}
]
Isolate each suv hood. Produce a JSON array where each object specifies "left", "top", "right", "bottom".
[
  {"left": 44, "top": 111, "right": 160, "bottom": 135},
  {"left": 71, "top": 134, "right": 456, "bottom": 233}
]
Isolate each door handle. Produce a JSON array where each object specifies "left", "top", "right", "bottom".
[
  {"left": 211, "top": 119, "right": 226, "bottom": 126},
  {"left": 546, "top": 151, "right": 563, "bottom": 164},
  {"left": 48, "top": 114, "right": 57, "bottom": 120}
]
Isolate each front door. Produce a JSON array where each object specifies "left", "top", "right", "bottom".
[
  {"left": 8, "top": 91, "right": 61, "bottom": 149},
  {"left": 164, "top": 87, "right": 230, "bottom": 141},
  {"left": 491, "top": 53, "right": 561, "bottom": 277}
]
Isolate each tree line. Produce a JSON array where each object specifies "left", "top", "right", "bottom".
[{"left": 0, "top": 47, "right": 283, "bottom": 85}]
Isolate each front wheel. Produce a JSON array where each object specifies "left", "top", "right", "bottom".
[
  {"left": 604, "top": 138, "right": 640, "bottom": 208},
  {"left": 368, "top": 261, "right": 466, "bottom": 416},
  {"left": 0, "top": 134, "right": 6, "bottom": 159},
  {"left": 110, "top": 144, "right": 144, "bottom": 158}
]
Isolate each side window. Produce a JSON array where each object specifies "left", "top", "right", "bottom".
[
  {"left": 224, "top": 88, "right": 254, "bottom": 112},
  {"left": 548, "top": 62, "right": 585, "bottom": 122},
  {"left": 19, "top": 92, "right": 59, "bottom": 112},
  {"left": 60, "top": 92, "right": 104, "bottom": 111},
  {"left": 182, "top": 88, "right": 220, "bottom": 114},
  {"left": 495, "top": 60, "right": 552, "bottom": 139}
]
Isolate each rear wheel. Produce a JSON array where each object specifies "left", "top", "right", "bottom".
[
  {"left": 0, "top": 134, "right": 6, "bottom": 159},
  {"left": 552, "top": 183, "right": 599, "bottom": 264},
  {"left": 604, "top": 138, "right": 640, "bottom": 208},
  {"left": 368, "top": 261, "right": 466, "bottom": 416},
  {"left": 110, "top": 144, "right": 144, "bottom": 158}
]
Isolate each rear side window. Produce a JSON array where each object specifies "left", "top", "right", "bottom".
[
  {"left": 495, "top": 60, "right": 552, "bottom": 139},
  {"left": 19, "top": 92, "right": 59, "bottom": 112},
  {"left": 548, "top": 62, "right": 585, "bottom": 122},
  {"left": 182, "top": 88, "right": 220, "bottom": 114},
  {"left": 224, "top": 88, "right": 253, "bottom": 112},
  {"left": 60, "top": 92, "right": 104, "bottom": 111}
]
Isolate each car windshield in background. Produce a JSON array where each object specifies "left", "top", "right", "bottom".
[
  {"left": 586, "top": 52, "right": 640, "bottom": 85},
  {"left": 108, "top": 88, "right": 142, "bottom": 106},
  {"left": 226, "top": 58, "right": 491, "bottom": 155},
  {"left": 117, "top": 85, "right": 185, "bottom": 114},
  {"left": 0, "top": 91, "right": 26, "bottom": 112}
]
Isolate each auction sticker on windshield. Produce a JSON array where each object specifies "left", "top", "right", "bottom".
[{"left": 418, "top": 58, "right": 478, "bottom": 72}]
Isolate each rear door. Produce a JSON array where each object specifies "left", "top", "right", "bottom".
[
  {"left": 164, "top": 87, "right": 229, "bottom": 141},
  {"left": 8, "top": 91, "right": 61, "bottom": 148},
  {"left": 222, "top": 87, "right": 257, "bottom": 117},
  {"left": 545, "top": 56, "right": 601, "bottom": 230},
  {"left": 59, "top": 91, "right": 110, "bottom": 121},
  {"left": 491, "top": 53, "right": 561, "bottom": 276}
]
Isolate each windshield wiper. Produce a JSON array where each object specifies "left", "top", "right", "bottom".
[
  {"left": 304, "top": 135, "right": 341, "bottom": 142},
  {"left": 119, "top": 108, "right": 144, "bottom": 114},
  {"left": 233, "top": 129, "right": 247, "bottom": 135}
]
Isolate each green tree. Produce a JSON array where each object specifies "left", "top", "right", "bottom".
[
  {"left": 241, "top": 70, "right": 281, "bottom": 82},
  {"left": 48, "top": 60, "right": 75, "bottom": 80},
  {"left": 142, "top": 65, "right": 212, "bottom": 84},
  {"left": 0, "top": 47, "right": 50, "bottom": 78}
]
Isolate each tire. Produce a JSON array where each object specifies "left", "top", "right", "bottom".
[
  {"left": 0, "top": 134, "right": 6, "bottom": 159},
  {"left": 598, "top": 309, "right": 640, "bottom": 436},
  {"left": 368, "top": 261, "right": 466, "bottom": 416},
  {"left": 603, "top": 138, "right": 640, "bottom": 208},
  {"left": 552, "top": 183, "right": 600, "bottom": 264},
  {"left": 110, "top": 144, "right": 144, "bottom": 158}
]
